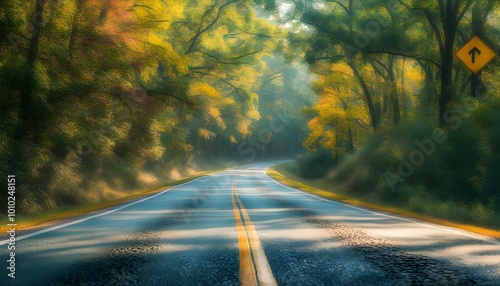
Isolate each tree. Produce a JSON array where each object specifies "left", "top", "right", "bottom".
[{"left": 399, "top": 0, "right": 473, "bottom": 125}]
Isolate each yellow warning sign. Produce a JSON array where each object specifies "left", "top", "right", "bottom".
[{"left": 456, "top": 36, "right": 496, "bottom": 74}]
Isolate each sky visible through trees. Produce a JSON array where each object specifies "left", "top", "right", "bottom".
[{"left": 0, "top": 0, "right": 499, "bottom": 227}]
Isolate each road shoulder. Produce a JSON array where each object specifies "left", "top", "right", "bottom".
[{"left": 266, "top": 163, "right": 500, "bottom": 240}]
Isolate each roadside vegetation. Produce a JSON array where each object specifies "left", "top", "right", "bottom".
[
  {"left": 272, "top": 1, "right": 500, "bottom": 235},
  {"left": 269, "top": 120, "right": 500, "bottom": 236}
]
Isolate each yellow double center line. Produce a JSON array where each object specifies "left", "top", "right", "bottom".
[{"left": 232, "top": 176, "right": 277, "bottom": 286}]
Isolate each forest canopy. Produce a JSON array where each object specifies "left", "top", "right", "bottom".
[{"left": 0, "top": 0, "right": 313, "bottom": 213}]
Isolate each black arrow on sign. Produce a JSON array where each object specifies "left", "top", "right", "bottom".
[{"left": 468, "top": 47, "right": 481, "bottom": 64}]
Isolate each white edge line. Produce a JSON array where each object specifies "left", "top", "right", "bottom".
[
  {"left": 0, "top": 176, "right": 205, "bottom": 246},
  {"left": 264, "top": 172, "right": 500, "bottom": 246}
]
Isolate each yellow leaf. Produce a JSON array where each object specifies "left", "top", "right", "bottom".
[{"left": 189, "top": 82, "right": 222, "bottom": 99}]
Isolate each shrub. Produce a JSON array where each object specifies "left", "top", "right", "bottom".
[{"left": 297, "top": 149, "right": 335, "bottom": 179}]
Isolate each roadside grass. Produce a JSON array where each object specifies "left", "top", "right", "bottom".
[
  {"left": 267, "top": 162, "right": 500, "bottom": 239},
  {"left": 0, "top": 171, "right": 217, "bottom": 234}
]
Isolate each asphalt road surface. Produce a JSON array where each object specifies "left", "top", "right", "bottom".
[{"left": 2, "top": 162, "right": 500, "bottom": 285}]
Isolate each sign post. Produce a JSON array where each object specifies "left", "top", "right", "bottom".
[{"left": 456, "top": 36, "right": 496, "bottom": 97}]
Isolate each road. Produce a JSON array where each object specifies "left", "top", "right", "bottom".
[{"left": 2, "top": 162, "right": 500, "bottom": 285}]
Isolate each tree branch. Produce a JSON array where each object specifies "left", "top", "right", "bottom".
[
  {"left": 457, "top": 0, "right": 474, "bottom": 23},
  {"left": 423, "top": 9, "right": 444, "bottom": 52},
  {"left": 185, "top": 0, "right": 239, "bottom": 55},
  {"left": 191, "top": 71, "right": 246, "bottom": 102},
  {"left": 395, "top": 0, "right": 411, "bottom": 11},
  {"left": 327, "top": 1, "right": 350, "bottom": 14},
  {"left": 370, "top": 60, "right": 389, "bottom": 80},
  {"left": 235, "top": 26, "right": 272, "bottom": 38},
  {"left": 437, "top": 0, "right": 446, "bottom": 24},
  {"left": 230, "top": 49, "right": 263, "bottom": 60},
  {"left": 194, "top": 49, "right": 243, "bottom": 65},
  {"left": 359, "top": 50, "right": 442, "bottom": 69}
]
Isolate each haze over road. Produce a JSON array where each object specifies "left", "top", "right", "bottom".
[{"left": 2, "top": 162, "right": 500, "bottom": 285}]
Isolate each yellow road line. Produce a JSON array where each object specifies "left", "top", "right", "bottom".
[
  {"left": 232, "top": 182, "right": 258, "bottom": 286},
  {"left": 232, "top": 176, "right": 277, "bottom": 286}
]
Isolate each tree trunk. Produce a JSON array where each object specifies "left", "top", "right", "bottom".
[
  {"left": 15, "top": 0, "right": 46, "bottom": 141},
  {"left": 387, "top": 56, "right": 400, "bottom": 125},
  {"left": 470, "top": 0, "right": 486, "bottom": 98},
  {"left": 347, "top": 127, "right": 354, "bottom": 152},
  {"left": 69, "top": 0, "right": 84, "bottom": 57},
  {"left": 418, "top": 60, "right": 438, "bottom": 105},
  {"left": 439, "top": 47, "right": 454, "bottom": 126},
  {"left": 9, "top": 0, "right": 47, "bottom": 205},
  {"left": 347, "top": 59, "right": 379, "bottom": 130},
  {"left": 438, "top": 1, "right": 458, "bottom": 127}
]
